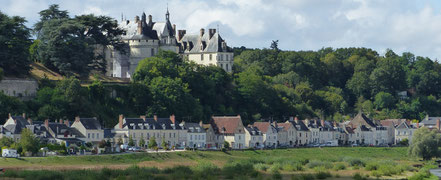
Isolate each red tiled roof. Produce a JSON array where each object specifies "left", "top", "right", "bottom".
[
  {"left": 211, "top": 116, "right": 242, "bottom": 134},
  {"left": 380, "top": 119, "right": 406, "bottom": 127},
  {"left": 277, "top": 123, "right": 291, "bottom": 131},
  {"left": 253, "top": 122, "right": 271, "bottom": 133}
]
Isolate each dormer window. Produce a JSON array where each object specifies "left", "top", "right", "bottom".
[{"left": 162, "top": 124, "right": 166, "bottom": 129}]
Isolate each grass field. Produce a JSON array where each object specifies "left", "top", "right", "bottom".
[{"left": 0, "top": 147, "right": 436, "bottom": 179}]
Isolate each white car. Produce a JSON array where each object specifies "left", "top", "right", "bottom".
[{"left": 2, "top": 149, "right": 19, "bottom": 158}]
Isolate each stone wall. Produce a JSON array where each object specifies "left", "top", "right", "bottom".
[{"left": 0, "top": 78, "right": 38, "bottom": 100}]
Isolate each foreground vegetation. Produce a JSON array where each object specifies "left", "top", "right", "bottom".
[{"left": 0, "top": 147, "right": 437, "bottom": 179}]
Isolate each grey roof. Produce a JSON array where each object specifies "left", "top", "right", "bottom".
[
  {"left": 122, "top": 117, "right": 182, "bottom": 130},
  {"left": 104, "top": 128, "right": 115, "bottom": 138},
  {"left": 179, "top": 32, "right": 232, "bottom": 53},
  {"left": 396, "top": 121, "right": 413, "bottom": 129},
  {"left": 245, "top": 126, "right": 262, "bottom": 135},
  {"left": 181, "top": 122, "right": 205, "bottom": 133},
  {"left": 350, "top": 112, "right": 376, "bottom": 128},
  {"left": 48, "top": 123, "right": 85, "bottom": 138},
  {"left": 421, "top": 116, "right": 441, "bottom": 125},
  {"left": 79, "top": 118, "right": 101, "bottom": 130},
  {"left": 288, "top": 120, "right": 309, "bottom": 131}
]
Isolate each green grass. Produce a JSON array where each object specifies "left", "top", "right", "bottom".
[{"left": 0, "top": 147, "right": 425, "bottom": 179}]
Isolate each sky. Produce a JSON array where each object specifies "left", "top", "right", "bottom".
[{"left": 2, "top": 0, "right": 441, "bottom": 60}]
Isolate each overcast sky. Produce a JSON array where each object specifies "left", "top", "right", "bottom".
[{"left": 2, "top": 0, "right": 441, "bottom": 60}]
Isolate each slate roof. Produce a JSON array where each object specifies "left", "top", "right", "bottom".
[
  {"left": 79, "top": 118, "right": 101, "bottom": 130},
  {"left": 121, "top": 117, "right": 182, "bottom": 130},
  {"left": 103, "top": 128, "right": 115, "bottom": 138},
  {"left": 211, "top": 116, "right": 242, "bottom": 134},
  {"left": 47, "top": 123, "right": 85, "bottom": 138},
  {"left": 420, "top": 116, "right": 441, "bottom": 125},
  {"left": 245, "top": 126, "right": 262, "bottom": 136},
  {"left": 288, "top": 120, "right": 309, "bottom": 131},
  {"left": 4, "top": 116, "right": 30, "bottom": 134},
  {"left": 181, "top": 122, "right": 205, "bottom": 133},
  {"left": 276, "top": 123, "right": 292, "bottom": 132},
  {"left": 396, "top": 121, "right": 414, "bottom": 129},
  {"left": 179, "top": 32, "right": 232, "bottom": 53}
]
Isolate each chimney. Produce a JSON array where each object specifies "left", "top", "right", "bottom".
[
  {"left": 148, "top": 15, "right": 152, "bottom": 24},
  {"left": 170, "top": 114, "right": 175, "bottom": 124},
  {"left": 64, "top": 120, "right": 69, "bottom": 126},
  {"left": 199, "top": 121, "right": 203, "bottom": 127},
  {"left": 135, "top": 15, "right": 140, "bottom": 23},
  {"left": 416, "top": 122, "right": 419, "bottom": 128},
  {"left": 27, "top": 118, "right": 32, "bottom": 125},
  {"left": 294, "top": 116, "right": 299, "bottom": 124},
  {"left": 321, "top": 119, "right": 325, "bottom": 127},
  {"left": 44, "top": 119, "right": 49, "bottom": 128},
  {"left": 137, "top": 20, "right": 142, "bottom": 35},
  {"left": 200, "top": 28, "right": 205, "bottom": 37},
  {"left": 272, "top": 121, "right": 277, "bottom": 128},
  {"left": 140, "top": 115, "right": 146, "bottom": 120},
  {"left": 172, "top": 24, "right": 176, "bottom": 34},
  {"left": 209, "top": 29, "right": 216, "bottom": 39},
  {"left": 222, "top": 41, "right": 227, "bottom": 51},
  {"left": 119, "top": 114, "right": 124, "bottom": 129},
  {"left": 22, "top": 113, "right": 26, "bottom": 119},
  {"left": 333, "top": 121, "right": 337, "bottom": 127},
  {"left": 75, "top": 116, "right": 80, "bottom": 122},
  {"left": 59, "top": 119, "right": 63, "bottom": 124},
  {"left": 8, "top": 113, "right": 11, "bottom": 119},
  {"left": 154, "top": 114, "right": 158, "bottom": 121}
]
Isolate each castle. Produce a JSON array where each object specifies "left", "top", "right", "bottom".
[{"left": 104, "top": 10, "right": 234, "bottom": 78}]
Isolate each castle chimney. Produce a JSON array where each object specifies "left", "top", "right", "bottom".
[
  {"left": 200, "top": 28, "right": 205, "bottom": 37},
  {"left": 209, "top": 29, "right": 216, "bottom": 39},
  {"left": 135, "top": 15, "right": 140, "bottom": 23},
  {"left": 44, "top": 119, "right": 49, "bottom": 128},
  {"left": 173, "top": 24, "right": 176, "bottom": 34},
  {"left": 64, "top": 120, "right": 69, "bottom": 126},
  {"left": 119, "top": 114, "right": 124, "bottom": 129},
  {"left": 170, "top": 114, "right": 175, "bottom": 124},
  {"left": 154, "top": 114, "right": 158, "bottom": 121},
  {"left": 137, "top": 20, "right": 142, "bottom": 35}
]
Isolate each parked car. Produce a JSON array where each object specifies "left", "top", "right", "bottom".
[{"left": 351, "top": 143, "right": 359, "bottom": 147}]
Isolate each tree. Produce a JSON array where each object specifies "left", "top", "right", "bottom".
[
  {"left": 0, "top": 137, "right": 14, "bottom": 148},
  {"left": 370, "top": 57, "right": 406, "bottom": 95},
  {"left": 19, "top": 129, "right": 40, "bottom": 155},
  {"left": 139, "top": 138, "right": 146, "bottom": 148},
  {"left": 128, "top": 135, "right": 135, "bottom": 147},
  {"left": 374, "top": 92, "right": 395, "bottom": 110},
  {"left": 270, "top": 40, "right": 279, "bottom": 51},
  {"left": 408, "top": 127, "right": 441, "bottom": 160},
  {"left": 161, "top": 138, "right": 168, "bottom": 149},
  {"left": 0, "top": 12, "right": 32, "bottom": 76},
  {"left": 223, "top": 141, "right": 230, "bottom": 149},
  {"left": 148, "top": 137, "right": 157, "bottom": 149}
]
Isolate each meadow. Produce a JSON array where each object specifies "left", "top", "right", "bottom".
[{"left": 0, "top": 147, "right": 437, "bottom": 180}]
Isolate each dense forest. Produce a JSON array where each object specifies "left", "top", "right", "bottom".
[{"left": 1, "top": 5, "right": 441, "bottom": 127}]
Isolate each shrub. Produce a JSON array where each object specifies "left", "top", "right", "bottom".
[
  {"left": 270, "top": 163, "right": 283, "bottom": 173},
  {"left": 306, "top": 160, "right": 332, "bottom": 169},
  {"left": 333, "top": 162, "right": 346, "bottom": 171},
  {"left": 346, "top": 158, "right": 365, "bottom": 167},
  {"left": 291, "top": 173, "right": 315, "bottom": 180},
  {"left": 254, "top": 163, "right": 270, "bottom": 171},
  {"left": 365, "top": 162, "right": 378, "bottom": 171},
  {"left": 315, "top": 171, "right": 332, "bottom": 179},
  {"left": 222, "top": 161, "right": 258, "bottom": 179},
  {"left": 353, "top": 173, "right": 368, "bottom": 180},
  {"left": 371, "top": 170, "right": 382, "bottom": 178},
  {"left": 272, "top": 170, "right": 282, "bottom": 180},
  {"left": 283, "top": 163, "right": 304, "bottom": 171}
]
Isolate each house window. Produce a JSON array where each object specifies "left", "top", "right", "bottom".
[
  {"left": 226, "top": 64, "right": 229, "bottom": 71},
  {"left": 88, "top": 133, "right": 90, "bottom": 138},
  {"left": 97, "top": 133, "right": 99, "bottom": 139},
  {"left": 174, "top": 133, "right": 176, "bottom": 138},
  {"left": 147, "top": 133, "right": 150, "bottom": 139},
  {"left": 209, "top": 54, "right": 212, "bottom": 60},
  {"left": 92, "top": 133, "right": 95, "bottom": 139},
  {"left": 169, "top": 133, "right": 171, "bottom": 138},
  {"left": 151, "top": 49, "right": 154, "bottom": 56},
  {"left": 190, "top": 135, "right": 193, "bottom": 140},
  {"left": 201, "top": 54, "right": 204, "bottom": 60}
]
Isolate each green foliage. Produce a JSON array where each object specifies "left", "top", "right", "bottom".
[
  {"left": 374, "top": 92, "right": 395, "bottom": 110},
  {"left": 19, "top": 128, "right": 40, "bottom": 155},
  {"left": 128, "top": 135, "right": 135, "bottom": 147},
  {"left": 161, "top": 138, "right": 168, "bottom": 149},
  {"left": 0, "top": 12, "right": 31, "bottom": 76},
  {"left": 0, "top": 137, "right": 14, "bottom": 148},
  {"left": 148, "top": 137, "right": 157, "bottom": 149},
  {"left": 408, "top": 127, "right": 441, "bottom": 160},
  {"left": 139, "top": 138, "right": 146, "bottom": 148},
  {"left": 223, "top": 141, "right": 230, "bottom": 149}
]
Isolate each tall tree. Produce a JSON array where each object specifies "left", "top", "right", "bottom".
[{"left": 0, "top": 12, "right": 31, "bottom": 76}]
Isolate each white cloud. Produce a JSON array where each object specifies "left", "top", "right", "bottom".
[{"left": 1, "top": 0, "right": 441, "bottom": 60}]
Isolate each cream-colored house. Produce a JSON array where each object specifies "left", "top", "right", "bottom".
[
  {"left": 71, "top": 117, "right": 104, "bottom": 143},
  {"left": 180, "top": 122, "right": 206, "bottom": 148},
  {"left": 202, "top": 123, "right": 222, "bottom": 149},
  {"left": 394, "top": 121, "right": 416, "bottom": 144},
  {"left": 177, "top": 28, "right": 234, "bottom": 73},
  {"left": 277, "top": 122, "right": 297, "bottom": 147},
  {"left": 114, "top": 114, "right": 186, "bottom": 148},
  {"left": 244, "top": 126, "right": 263, "bottom": 148},
  {"left": 253, "top": 121, "right": 278, "bottom": 148},
  {"left": 211, "top": 115, "right": 245, "bottom": 149}
]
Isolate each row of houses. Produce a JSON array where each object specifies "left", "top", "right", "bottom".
[{"left": 0, "top": 112, "right": 425, "bottom": 151}]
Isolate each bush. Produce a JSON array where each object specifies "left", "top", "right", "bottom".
[
  {"left": 346, "top": 158, "right": 365, "bottom": 167},
  {"left": 283, "top": 163, "right": 304, "bottom": 171},
  {"left": 333, "top": 162, "right": 346, "bottom": 170},
  {"left": 254, "top": 163, "right": 270, "bottom": 171},
  {"left": 270, "top": 163, "right": 283, "bottom": 173},
  {"left": 315, "top": 171, "right": 332, "bottom": 179},
  {"left": 306, "top": 160, "right": 332, "bottom": 169},
  {"left": 353, "top": 173, "right": 368, "bottom": 180},
  {"left": 222, "top": 161, "right": 259, "bottom": 179},
  {"left": 291, "top": 173, "right": 315, "bottom": 180},
  {"left": 272, "top": 170, "right": 282, "bottom": 180}
]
